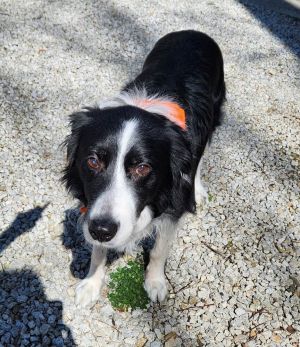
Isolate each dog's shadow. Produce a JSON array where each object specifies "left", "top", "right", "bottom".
[
  {"left": 61, "top": 209, "right": 92, "bottom": 279},
  {"left": 61, "top": 208, "right": 155, "bottom": 279},
  {"left": 0, "top": 269, "right": 76, "bottom": 346}
]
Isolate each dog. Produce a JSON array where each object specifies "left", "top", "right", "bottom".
[{"left": 62, "top": 30, "right": 225, "bottom": 307}]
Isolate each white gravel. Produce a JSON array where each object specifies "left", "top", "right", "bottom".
[{"left": 0, "top": 0, "right": 299, "bottom": 346}]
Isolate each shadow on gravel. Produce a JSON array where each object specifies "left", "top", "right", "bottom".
[
  {"left": 28, "top": 0, "right": 153, "bottom": 76},
  {"left": 238, "top": 0, "right": 300, "bottom": 58},
  {"left": 61, "top": 209, "right": 91, "bottom": 279},
  {"left": 0, "top": 204, "right": 48, "bottom": 253},
  {"left": 91, "top": 1, "right": 153, "bottom": 77},
  {"left": 0, "top": 269, "right": 76, "bottom": 346},
  {"left": 0, "top": 72, "right": 43, "bottom": 124},
  {"left": 228, "top": 119, "right": 299, "bottom": 189},
  {"left": 0, "top": 208, "right": 76, "bottom": 346}
]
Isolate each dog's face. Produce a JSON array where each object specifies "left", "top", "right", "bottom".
[{"left": 63, "top": 106, "right": 194, "bottom": 250}]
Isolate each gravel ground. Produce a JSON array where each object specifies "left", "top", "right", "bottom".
[{"left": 0, "top": 0, "right": 299, "bottom": 346}]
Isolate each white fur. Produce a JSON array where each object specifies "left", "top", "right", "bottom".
[
  {"left": 98, "top": 87, "right": 184, "bottom": 128},
  {"left": 195, "top": 157, "right": 208, "bottom": 205},
  {"left": 144, "top": 214, "right": 178, "bottom": 302},
  {"left": 75, "top": 245, "right": 107, "bottom": 307},
  {"left": 116, "top": 205, "right": 153, "bottom": 254}
]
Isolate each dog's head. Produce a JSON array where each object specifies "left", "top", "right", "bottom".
[{"left": 62, "top": 105, "right": 195, "bottom": 250}]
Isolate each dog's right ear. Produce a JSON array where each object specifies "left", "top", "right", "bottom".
[{"left": 61, "top": 110, "right": 92, "bottom": 204}]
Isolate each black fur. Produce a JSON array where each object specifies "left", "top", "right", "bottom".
[
  {"left": 62, "top": 30, "right": 225, "bottom": 222},
  {"left": 125, "top": 30, "right": 225, "bottom": 168}
]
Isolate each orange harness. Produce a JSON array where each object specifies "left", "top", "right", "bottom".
[{"left": 136, "top": 99, "right": 186, "bottom": 130}]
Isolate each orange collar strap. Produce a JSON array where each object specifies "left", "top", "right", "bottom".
[
  {"left": 135, "top": 98, "right": 186, "bottom": 130},
  {"left": 80, "top": 206, "right": 88, "bottom": 214}
]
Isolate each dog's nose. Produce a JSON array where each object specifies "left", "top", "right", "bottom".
[{"left": 88, "top": 217, "right": 118, "bottom": 242}]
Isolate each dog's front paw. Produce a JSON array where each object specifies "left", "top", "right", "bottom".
[
  {"left": 75, "top": 277, "right": 103, "bottom": 307},
  {"left": 144, "top": 275, "right": 168, "bottom": 302}
]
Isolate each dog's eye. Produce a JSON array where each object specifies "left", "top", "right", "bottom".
[
  {"left": 87, "top": 156, "right": 105, "bottom": 172},
  {"left": 129, "top": 163, "right": 152, "bottom": 180}
]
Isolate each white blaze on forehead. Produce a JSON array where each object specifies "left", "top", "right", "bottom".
[
  {"left": 115, "top": 119, "right": 137, "bottom": 172},
  {"left": 89, "top": 120, "right": 138, "bottom": 236}
]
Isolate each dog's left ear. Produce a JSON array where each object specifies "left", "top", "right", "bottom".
[
  {"left": 61, "top": 110, "right": 92, "bottom": 204},
  {"left": 168, "top": 125, "right": 196, "bottom": 216}
]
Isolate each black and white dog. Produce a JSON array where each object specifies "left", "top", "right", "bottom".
[{"left": 63, "top": 30, "right": 225, "bottom": 307}]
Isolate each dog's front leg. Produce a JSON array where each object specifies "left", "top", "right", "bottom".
[
  {"left": 144, "top": 216, "right": 177, "bottom": 302},
  {"left": 75, "top": 245, "right": 107, "bottom": 307}
]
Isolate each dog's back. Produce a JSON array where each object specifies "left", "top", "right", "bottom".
[{"left": 125, "top": 30, "right": 226, "bottom": 161}]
